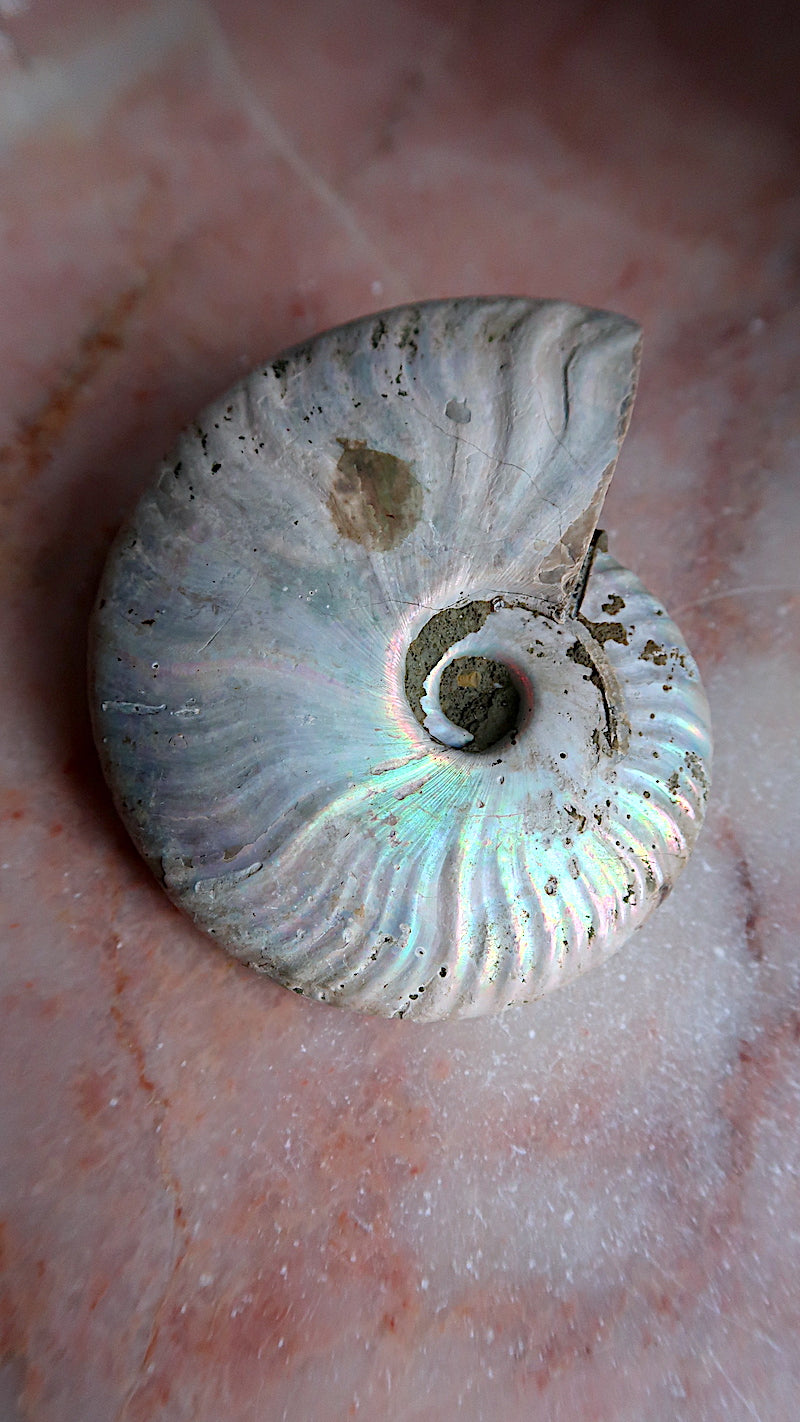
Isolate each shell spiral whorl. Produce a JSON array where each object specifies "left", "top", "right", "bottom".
[{"left": 90, "top": 298, "right": 711, "bottom": 1020}]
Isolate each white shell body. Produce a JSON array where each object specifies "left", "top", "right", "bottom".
[{"left": 90, "top": 298, "right": 711, "bottom": 1020}]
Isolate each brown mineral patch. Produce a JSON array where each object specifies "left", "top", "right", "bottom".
[
  {"left": 579, "top": 615, "right": 629, "bottom": 647},
  {"left": 640, "top": 638, "right": 669, "bottom": 666},
  {"left": 328, "top": 438, "right": 422, "bottom": 551},
  {"left": 565, "top": 639, "right": 620, "bottom": 754}
]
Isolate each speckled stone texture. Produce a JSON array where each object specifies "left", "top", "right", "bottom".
[{"left": 1, "top": 1, "right": 799, "bottom": 1419}]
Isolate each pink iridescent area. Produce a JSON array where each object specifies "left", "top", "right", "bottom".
[{"left": 1, "top": 2, "right": 799, "bottom": 1419}]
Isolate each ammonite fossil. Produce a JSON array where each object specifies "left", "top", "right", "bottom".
[{"left": 90, "top": 298, "right": 711, "bottom": 1020}]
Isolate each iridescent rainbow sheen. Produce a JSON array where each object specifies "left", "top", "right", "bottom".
[{"left": 90, "top": 298, "right": 711, "bottom": 1019}]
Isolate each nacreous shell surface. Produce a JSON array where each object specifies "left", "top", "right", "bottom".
[{"left": 90, "top": 298, "right": 711, "bottom": 1020}]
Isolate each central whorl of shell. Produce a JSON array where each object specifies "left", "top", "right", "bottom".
[{"left": 90, "top": 298, "right": 711, "bottom": 1020}]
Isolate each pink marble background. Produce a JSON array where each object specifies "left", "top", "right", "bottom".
[{"left": 1, "top": 2, "right": 799, "bottom": 1418}]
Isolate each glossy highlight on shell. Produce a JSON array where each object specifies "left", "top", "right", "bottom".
[{"left": 90, "top": 298, "right": 712, "bottom": 1020}]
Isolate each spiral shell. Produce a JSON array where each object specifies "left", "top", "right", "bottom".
[{"left": 90, "top": 298, "right": 711, "bottom": 1020}]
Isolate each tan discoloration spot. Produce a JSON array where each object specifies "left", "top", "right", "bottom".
[
  {"left": 456, "top": 669, "right": 481, "bottom": 689},
  {"left": 328, "top": 439, "right": 422, "bottom": 551}
]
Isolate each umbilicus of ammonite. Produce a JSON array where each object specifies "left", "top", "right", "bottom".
[{"left": 89, "top": 298, "right": 712, "bottom": 1021}]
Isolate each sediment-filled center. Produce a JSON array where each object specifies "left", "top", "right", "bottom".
[{"left": 437, "top": 655, "right": 521, "bottom": 752}]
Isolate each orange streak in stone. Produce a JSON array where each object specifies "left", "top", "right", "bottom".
[{"left": 0, "top": 285, "right": 144, "bottom": 491}]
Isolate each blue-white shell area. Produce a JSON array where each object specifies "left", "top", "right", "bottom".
[{"left": 90, "top": 298, "right": 710, "bottom": 1020}]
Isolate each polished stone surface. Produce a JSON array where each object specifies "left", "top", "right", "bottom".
[{"left": 1, "top": 2, "right": 799, "bottom": 1418}]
